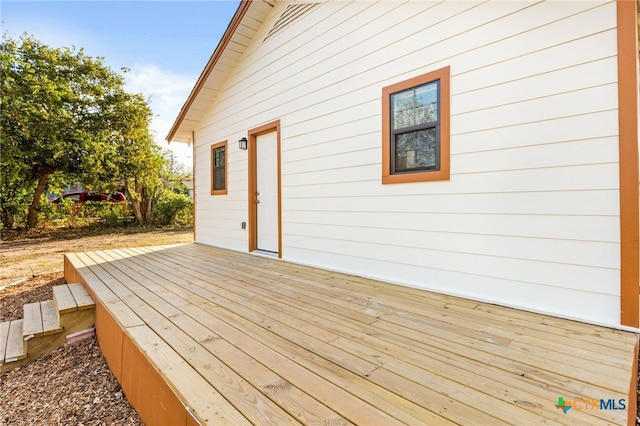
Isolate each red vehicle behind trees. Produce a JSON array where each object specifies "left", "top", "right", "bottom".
[{"left": 49, "top": 191, "right": 126, "bottom": 203}]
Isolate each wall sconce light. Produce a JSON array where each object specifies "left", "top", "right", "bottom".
[{"left": 238, "top": 137, "right": 248, "bottom": 150}]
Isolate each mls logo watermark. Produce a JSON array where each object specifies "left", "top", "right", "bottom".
[{"left": 554, "top": 397, "right": 627, "bottom": 414}]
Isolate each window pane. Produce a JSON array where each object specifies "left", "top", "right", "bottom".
[
  {"left": 213, "top": 166, "right": 225, "bottom": 190},
  {"left": 212, "top": 146, "right": 225, "bottom": 191},
  {"left": 392, "top": 81, "right": 438, "bottom": 130},
  {"left": 394, "top": 128, "right": 437, "bottom": 172},
  {"left": 214, "top": 147, "right": 225, "bottom": 167}
]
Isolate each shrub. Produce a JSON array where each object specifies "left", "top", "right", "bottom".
[
  {"left": 87, "top": 202, "right": 133, "bottom": 227},
  {"left": 153, "top": 192, "right": 193, "bottom": 226},
  {"left": 37, "top": 199, "right": 133, "bottom": 228}
]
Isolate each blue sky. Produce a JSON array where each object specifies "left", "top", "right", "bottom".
[{"left": 1, "top": 0, "right": 241, "bottom": 167}]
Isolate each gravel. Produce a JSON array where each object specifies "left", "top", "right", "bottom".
[{"left": 0, "top": 273, "right": 142, "bottom": 425}]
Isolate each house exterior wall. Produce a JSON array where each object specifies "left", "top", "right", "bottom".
[{"left": 193, "top": 0, "right": 623, "bottom": 326}]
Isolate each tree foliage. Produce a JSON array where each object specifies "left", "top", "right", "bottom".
[
  {"left": 106, "top": 93, "right": 165, "bottom": 225},
  {"left": 0, "top": 34, "right": 165, "bottom": 228}
]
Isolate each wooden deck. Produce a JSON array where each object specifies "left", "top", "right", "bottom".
[{"left": 64, "top": 243, "right": 638, "bottom": 425}]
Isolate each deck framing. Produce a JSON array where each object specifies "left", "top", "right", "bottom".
[{"left": 64, "top": 243, "right": 638, "bottom": 425}]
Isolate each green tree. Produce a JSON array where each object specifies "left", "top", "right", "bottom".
[
  {"left": 104, "top": 91, "right": 165, "bottom": 225},
  {"left": 162, "top": 150, "right": 192, "bottom": 195},
  {"left": 0, "top": 35, "right": 168, "bottom": 229},
  {"left": 0, "top": 34, "right": 139, "bottom": 228}
]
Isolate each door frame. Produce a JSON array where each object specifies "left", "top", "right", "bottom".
[{"left": 247, "top": 119, "right": 282, "bottom": 258}]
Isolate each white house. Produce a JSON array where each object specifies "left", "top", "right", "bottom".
[{"left": 168, "top": 0, "right": 639, "bottom": 329}]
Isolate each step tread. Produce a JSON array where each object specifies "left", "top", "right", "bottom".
[
  {"left": 5, "top": 320, "right": 27, "bottom": 361},
  {"left": 23, "top": 302, "right": 44, "bottom": 337},
  {"left": 67, "top": 283, "right": 95, "bottom": 310},
  {"left": 41, "top": 300, "right": 62, "bottom": 335},
  {"left": 53, "top": 285, "right": 77, "bottom": 314},
  {"left": 0, "top": 322, "right": 10, "bottom": 364}
]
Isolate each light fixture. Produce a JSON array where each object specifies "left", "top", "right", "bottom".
[{"left": 238, "top": 137, "right": 248, "bottom": 150}]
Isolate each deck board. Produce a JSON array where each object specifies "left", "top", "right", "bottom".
[
  {"left": 67, "top": 283, "right": 95, "bottom": 310},
  {"left": 52, "top": 284, "right": 77, "bottom": 314},
  {"left": 64, "top": 243, "right": 638, "bottom": 426},
  {"left": 97, "top": 248, "right": 409, "bottom": 425},
  {"left": 22, "top": 302, "right": 44, "bottom": 337}
]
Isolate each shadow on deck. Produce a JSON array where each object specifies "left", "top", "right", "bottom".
[{"left": 64, "top": 243, "right": 638, "bottom": 425}]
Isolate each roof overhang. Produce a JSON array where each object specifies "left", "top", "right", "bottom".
[{"left": 166, "top": 0, "right": 274, "bottom": 143}]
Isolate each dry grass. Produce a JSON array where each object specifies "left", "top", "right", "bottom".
[{"left": 1, "top": 226, "right": 193, "bottom": 287}]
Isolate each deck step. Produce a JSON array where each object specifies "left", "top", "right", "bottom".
[
  {"left": 23, "top": 302, "right": 44, "bottom": 338},
  {"left": 4, "top": 320, "right": 27, "bottom": 362},
  {"left": 67, "top": 283, "right": 95, "bottom": 310},
  {"left": 53, "top": 285, "right": 77, "bottom": 314},
  {"left": 0, "top": 284, "right": 96, "bottom": 372},
  {"left": 0, "top": 322, "right": 10, "bottom": 364},
  {"left": 53, "top": 284, "right": 95, "bottom": 314},
  {"left": 41, "top": 300, "right": 63, "bottom": 335}
]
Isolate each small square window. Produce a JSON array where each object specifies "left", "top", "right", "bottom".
[
  {"left": 382, "top": 66, "right": 450, "bottom": 184},
  {"left": 211, "top": 141, "right": 227, "bottom": 195}
]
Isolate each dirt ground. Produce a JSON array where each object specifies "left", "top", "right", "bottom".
[
  {"left": 0, "top": 227, "right": 193, "bottom": 288},
  {"left": 0, "top": 227, "right": 193, "bottom": 425}
]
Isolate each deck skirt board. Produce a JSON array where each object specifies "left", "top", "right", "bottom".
[{"left": 64, "top": 243, "right": 638, "bottom": 426}]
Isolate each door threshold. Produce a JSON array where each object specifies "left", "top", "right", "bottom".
[{"left": 252, "top": 249, "right": 278, "bottom": 258}]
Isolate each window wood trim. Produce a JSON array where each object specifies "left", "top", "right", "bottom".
[
  {"left": 382, "top": 66, "right": 450, "bottom": 184},
  {"left": 210, "top": 140, "right": 228, "bottom": 195},
  {"left": 616, "top": 0, "right": 639, "bottom": 327}
]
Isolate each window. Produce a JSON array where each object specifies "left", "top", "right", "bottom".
[
  {"left": 382, "top": 66, "right": 450, "bottom": 184},
  {"left": 211, "top": 141, "right": 227, "bottom": 195}
]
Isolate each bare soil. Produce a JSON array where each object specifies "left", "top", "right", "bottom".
[
  {"left": 1, "top": 226, "right": 193, "bottom": 288},
  {"left": 0, "top": 227, "right": 193, "bottom": 425}
]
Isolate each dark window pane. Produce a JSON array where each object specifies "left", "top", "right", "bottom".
[
  {"left": 212, "top": 146, "right": 226, "bottom": 191},
  {"left": 394, "top": 128, "right": 437, "bottom": 172},
  {"left": 392, "top": 81, "right": 438, "bottom": 130},
  {"left": 213, "top": 166, "right": 225, "bottom": 190},
  {"left": 214, "top": 147, "right": 225, "bottom": 167}
]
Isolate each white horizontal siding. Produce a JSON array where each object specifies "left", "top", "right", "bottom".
[
  {"left": 282, "top": 228, "right": 619, "bottom": 294},
  {"left": 453, "top": 55, "right": 618, "bottom": 115},
  {"left": 283, "top": 165, "right": 620, "bottom": 195},
  {"left": 283, "top": 210, "right": 620, "bottom": 243},
  {"left": 193, "top": 0, "right": 622, "bottom": 325},
  {"left": 194, "top": 138, "right": 249, "bottom": 252},
  {"left": 285, "top": 221, "right": 619, "bottom": 270},
  {"left": 451, "top": 84, "right": 618, "bottom": 134},
  {"left": 283, "top": 190, "right": 619, "bottom": 216},
  {"left": 453, "top": 110, "right": 619, "bottom": 153},
  {"left": 283, "top": 244, "right": 619, "bottom": 326}
]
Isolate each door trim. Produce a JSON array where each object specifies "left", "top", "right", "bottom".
[{"left": 248, "top": 120, "right": 282, "bottom": 258}]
